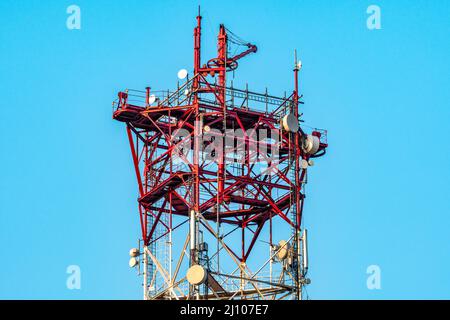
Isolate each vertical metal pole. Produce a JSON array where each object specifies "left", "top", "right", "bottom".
[
  {"left": 265, "top": 87, "right": 268, "bottom": 114},
  {"left": 297, "top": 229, "right": 302, "bottom": 299},
  {"left": 143, "top": 129, "right": 149, "bottom": 301},
  {"left": 293, "top": 49, "right": 301, "bottom": 300},
  {"left": 177, "top": 81, "right": 180, "bottom": 105},
  {"left": 190, "top": 8, "right": 202, "bottom": 300},
  {"left": 217, "top": 24, "right": 227, "bottom": 206},
  {"left": 216, "top": 169, "right": 220, "bottom": 273},
  {"left": 190, "top": 210, "right": 197, "bottom": 256},
  {"left": 143, "top": 245, "right": 148, "bottom": 300},
  {"left": 193, "top": 7, "right": 201, "bottom": 105},
  {"left": 189, "top": 209, "right": 198, "bottom": 298},
  {"left": 269, "top": 211, "right": 273, "bottom": 286},
  {"left": 169, "top": 193, "right": 173, "bottom": 287},
  {"left": 246, "top": 83, "right": 249, "bottom": 109},
  {"left": 145, "top": 87, "right": 150, "bottom": 107}
]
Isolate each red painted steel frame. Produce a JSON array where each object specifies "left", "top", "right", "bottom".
[{"left": 113, "top": 12, "right": 327, "bottom": 270}]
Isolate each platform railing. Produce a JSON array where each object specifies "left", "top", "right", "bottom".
[
  {"left": 112, "top": 89, "right": 175, "bottom": 112},
  {"left": 112, "top": 74, "right": 298, "bottom": 120}
]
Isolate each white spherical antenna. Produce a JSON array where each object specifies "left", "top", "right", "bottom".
[
  {"left": 184, "top": 89, "right": 190, "bottom": 96},
  {"left": 177, "top": 69, "right": 188, "bottom": 80},
  {"left": 148, "top": 94, "right": 156, "bottom": 105}
]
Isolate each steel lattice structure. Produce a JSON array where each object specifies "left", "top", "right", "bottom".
[{"left": 112, "top": 10, "right": 327, "bottom": 300}]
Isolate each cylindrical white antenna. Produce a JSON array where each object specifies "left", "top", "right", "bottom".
[
  {"left": 302, "top": 229, "right": 308, "bottom": 274},
  {"left": 190, "top": 210, "right": 197, "bottom": 251}
]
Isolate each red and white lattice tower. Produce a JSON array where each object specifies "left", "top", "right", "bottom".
[{"left": 113, "top": 10, "right": 327, "bottom": 300}]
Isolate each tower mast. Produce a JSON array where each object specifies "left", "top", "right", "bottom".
[{"left": 114, "top": 11, "right": 327, "bottom": 300}]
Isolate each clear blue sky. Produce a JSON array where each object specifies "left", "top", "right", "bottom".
[{"left": 0, "top": 0, "right": 449, "bottom": 299}]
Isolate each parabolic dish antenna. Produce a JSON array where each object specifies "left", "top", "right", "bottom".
[
  {"left": 276, "top": 240, "right": 290, "bottom": 260},
  {"left": 129, "top": 248, "right": 140, "bottom": 257},
  {"left": 186, "top": 265, "right": 207, "bottom": 285},
  {"left": 282, "top": 113, "right": 299, "bottom": 132},
  {"left": 148, "top": 94, "right": 156, "bottom": 104},
  {"left": 128, "top": 257, "right": 138, "bottom": 268}
]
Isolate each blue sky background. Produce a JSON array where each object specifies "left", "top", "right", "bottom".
[{"left": 0, "top": 0, "right": 449, "bottom": 299}]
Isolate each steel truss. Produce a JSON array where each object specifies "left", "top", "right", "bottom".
[{"left": 112, "top": 10, "right": 327, "bottom": 300}]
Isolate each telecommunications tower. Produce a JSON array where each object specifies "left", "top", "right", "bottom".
[{"left": 113, "top": 9, "right": 327, "bottom": 300}]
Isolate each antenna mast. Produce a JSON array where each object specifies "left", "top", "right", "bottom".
[{"left": 113, "top": 11, "right": 327, "bottom": 300}]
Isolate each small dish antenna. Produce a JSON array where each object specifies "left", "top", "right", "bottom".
[
  {"left": 276, "top": 240, "right": 290, "bottom": 260},
  {"left": 129, "top": 248, "right": 140, "bottom": 257},
  {"left": 303, "top": 135, "right": 320, "bottom": 154},
  {"left": 186, "top": 264, "right": 207, "bottom": 285},
  {"left": 282, "top": 113, "right": 299, "bottom": 132},
  {"left": 148, "top": 94, "right": 156, "bottom": 105},
  {"left": 301, "top": 159, "right": 309, "bottom": 169},
  {"left": 178, "top": 69, "right": 188, "bottom": 80},
  {"left": 297, "top": 60, "right": 302, "bottom": 70},
  {"left": 129, "top": 257, "right": 138, "bottom": 268}
]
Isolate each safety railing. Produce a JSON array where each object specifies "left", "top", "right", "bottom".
[
  {"left": 112, "top": 74, "right": 298, "bottom": 121},
  {"left": 112, "top": 89, "right": 175, "bottom": 113}
]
